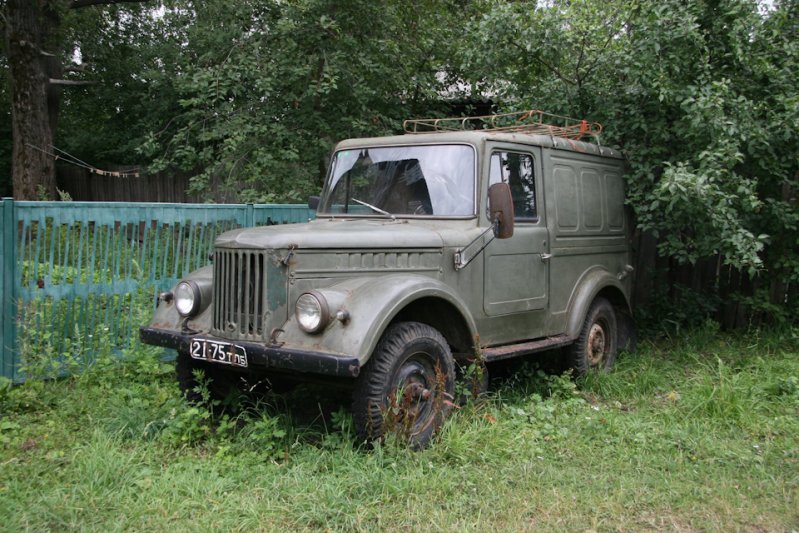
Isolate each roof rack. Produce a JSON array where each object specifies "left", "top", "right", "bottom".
[{"left": 403, "top": 110, "right": 603, "bottom": 142}]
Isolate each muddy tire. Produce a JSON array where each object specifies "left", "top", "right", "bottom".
[
  {"left": 352, "top": 322, "right": 455, "bottom": 449},
  {"left": 568, "top": 297, "right": 618, "bottom": 376}
]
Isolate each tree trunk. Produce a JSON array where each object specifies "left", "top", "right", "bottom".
[{"left": 5, "top": 0, "right": 58, "bottom": 200}]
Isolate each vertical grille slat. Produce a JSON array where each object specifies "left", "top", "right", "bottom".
[
  {"left": 222, "top": 250, "right": 229, "bottom": 329},
  {"left": 235, "top": 251, "right": 243, "bottom": 333},
  {"left": 253, "top": 255, "right": 260, "bottom": 335},
  {"left": 242, "top": 251, "right": 250, "bottom": 334},
  {"left": 256, "top": 254, "right": 264, "bottom": 335},
  {"left": 227, "top": 251, "right": 234, "bottom": 332},
  {"left": 212, "top": 249, "right": 266, "bottom": 339},
  {"left": 213, "top": 253, "right": 221, "bottom": 328}
]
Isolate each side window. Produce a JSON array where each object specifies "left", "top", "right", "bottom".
[{"left": 489, "top": 152, "right": 537, "bottom": 220}]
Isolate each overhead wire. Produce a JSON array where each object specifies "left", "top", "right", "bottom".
[{"left": 25, "top": 143, "right": 141, "bottom": 178}]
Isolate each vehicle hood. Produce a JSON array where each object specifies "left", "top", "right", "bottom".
[{"left": 215, "top": 218, "right": 446, "bottom": 249}]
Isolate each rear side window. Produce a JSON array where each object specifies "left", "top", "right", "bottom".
[{"left": 489, "top": 152, "right": 537, "bottom": 221}]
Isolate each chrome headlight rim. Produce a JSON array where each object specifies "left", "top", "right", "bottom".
[
  {"left": 175, "top": 280, "right": 201, "bottom": 317},
  {"left": 296, "top": 290, "right": 330, "bottom": 334}
]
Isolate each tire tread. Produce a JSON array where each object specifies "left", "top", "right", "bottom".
[
  {"left": 567, "top": 297, "right": 618, "bottom": 376},
  {"left": 352, "top": 321, "right": 454, "bottom": 447}
]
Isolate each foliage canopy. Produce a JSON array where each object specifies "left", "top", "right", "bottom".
[
  {"left": 467, "top": 0, "right": 798, "bottom": 279},
  {"left": 1, "top": 0, "right": 797, "bottom": 324},
  {"left": 138, "top": 0, "right": 477, "bottom": 203}
]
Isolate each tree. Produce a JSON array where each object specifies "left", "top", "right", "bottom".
[
  {"left": 1, "top": 0, "right": 149, "bottom": 200},
  {"left": 56, "top": 1, "right": 185, "bottom": 168},
  {"left": 0, "top": 53, "right": 11, "bottom": 197},
  {"left": 144, "top": 0, "right": 478, "bottom": 203},
  {"left": 464, "top": 0, "right": 798, "bottom": 325}
]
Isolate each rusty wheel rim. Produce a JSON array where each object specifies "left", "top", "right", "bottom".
[
  {"left": 393, "top": 353, "right": 436, "bottom": 435},
  {"left": 586, "top": 322, "right": 607, "bottom": 367}
]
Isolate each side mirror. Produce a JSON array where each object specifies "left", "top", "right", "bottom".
[
  {"left": 308, "top": 195, "right": 320, "bottom": 210},
  {"left": 488, "top": 182, "right": 514, "bottom": 239}
]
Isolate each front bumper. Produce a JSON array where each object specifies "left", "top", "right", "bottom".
[{"left": 140, "top": 326, "right": 361, "bottom": 378}]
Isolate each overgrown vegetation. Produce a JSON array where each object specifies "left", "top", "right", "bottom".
[
  {"left": 3, "top": 0, "right": 795, "bottom": 327},
  {"left": 2, "top": 325, "right": 797, "bottom": 530},
  {"left": 466, "top": 0, "right": 799, "bottom": 328}
]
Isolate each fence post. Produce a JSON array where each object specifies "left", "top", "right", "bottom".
[
  {"left": 1, "top": 198, "right": 17, "bottom": 381},
  {"left": 245, "top": 203, "right": 254, "bottom": 228}
]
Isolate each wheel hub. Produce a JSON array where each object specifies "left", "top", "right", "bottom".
[
  {"left": 405, "top": 382, "right": 431, "bottom": 401},
  {"left": 394, "top": 356, "right": 436, "bottom": 429},
  {"left": 586, "top": 323, "right": 606, "bottom": 366}
]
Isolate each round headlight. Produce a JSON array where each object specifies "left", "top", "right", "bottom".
[
  {"left": 296, "top": 291, "right": 330, "bottom": 333},
  {"left": 175, "top": 281, "right": 200, "bottom": 317}
]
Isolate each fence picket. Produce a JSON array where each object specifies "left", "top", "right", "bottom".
[{"left": 0, "top": 200, "right": 315, "bottom": 382}]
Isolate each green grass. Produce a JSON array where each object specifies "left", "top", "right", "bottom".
[{"left": 1, "top": 325, "right": 798, "bottom": 531}]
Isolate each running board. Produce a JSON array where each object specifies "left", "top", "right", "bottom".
[{"left": 482, "top": 334, "right": 572, "bottom": 362}]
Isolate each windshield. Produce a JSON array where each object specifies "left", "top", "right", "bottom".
[{"left": 319, "top": 145, "right": 475, "bottom": 216}]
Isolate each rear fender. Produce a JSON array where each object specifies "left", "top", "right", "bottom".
[{"left": 565, "top": 267, "right": 633, "bottom": 347}]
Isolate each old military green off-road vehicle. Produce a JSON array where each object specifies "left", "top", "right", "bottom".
[{"left": 141, "top": 111, "right": 636, "bottom": 447}]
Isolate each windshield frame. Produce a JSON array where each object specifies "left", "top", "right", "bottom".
[{"left": 316, "top": 142, "right": 479, "bottom": 220}]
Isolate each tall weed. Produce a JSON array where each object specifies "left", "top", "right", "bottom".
[{"left": 681, "top": 357, "right": 757, "bottom": 425}]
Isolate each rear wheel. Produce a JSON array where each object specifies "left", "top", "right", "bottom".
[
  {"left": 568, "top": 297, "right": 618, "bottom": 376},
  {"left": 352, "top": 322, "right": 455, "bottom": 449}
]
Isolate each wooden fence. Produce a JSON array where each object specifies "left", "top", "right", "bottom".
[
  {"left": 630, "top": 231, "right": 796, "bottom": 330},
  {"left": 56, "top": 166, "right": 240, "bottom": 203},
  {"left": 0, "top": 199, "right": 314, "bottom": 382}
]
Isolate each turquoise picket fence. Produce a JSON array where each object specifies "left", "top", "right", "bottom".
[{"left": 0, "top": 199, "right": 314, "bottom": 382}]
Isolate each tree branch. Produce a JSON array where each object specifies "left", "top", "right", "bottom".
[
  {"left": 63, "top": 63, "right": 89, "bottom": 73},
  {"left": 507, "top": 40, "right": 577, "bottom": 85},
  {"left": 581, "top": 15, "right": 625, "bottom": 81},
  {"left": 49, "top": 78, "right": 97, "bottom": 86},
  {"left": 70, "top": 0, "right": 149, "bottom": 9}
]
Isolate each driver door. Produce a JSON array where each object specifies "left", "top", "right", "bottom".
[{"left": 484, "top": 147, "right": 550, "bottom": 316}]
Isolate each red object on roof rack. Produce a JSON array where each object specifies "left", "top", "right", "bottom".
[{"left": 403, "top": 110, "right": 603, "bottom": 142}]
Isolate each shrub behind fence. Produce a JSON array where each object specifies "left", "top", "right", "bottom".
[{"left": 0, "top": 199, "right": 314, "bottom": 382}]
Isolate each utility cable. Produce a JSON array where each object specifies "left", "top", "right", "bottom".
[{"left": 25, "top": 143, "right": 141, "bottom": 178}]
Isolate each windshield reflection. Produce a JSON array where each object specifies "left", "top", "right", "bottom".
[{"left": 319, "top": 145, "right": 475, "bottom": 216}]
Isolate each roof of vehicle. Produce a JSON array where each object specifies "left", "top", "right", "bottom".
[{"left": 336, "top": 130, "right": 624, "bottom": 160}]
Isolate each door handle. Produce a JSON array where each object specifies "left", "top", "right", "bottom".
[{"left": 540, "top": 253, "right": 552, "bottom": 262}]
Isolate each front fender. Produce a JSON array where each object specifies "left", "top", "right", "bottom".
[
  {"left": 146, "top": 266, "right": 213, "bottom": 332},
  {"left": 277, "top": 274, "right": 477, "bottom": 366}
]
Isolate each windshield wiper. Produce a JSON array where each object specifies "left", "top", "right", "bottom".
[{"left": 351, "top": 198, "right": 394, "bottom": 218}]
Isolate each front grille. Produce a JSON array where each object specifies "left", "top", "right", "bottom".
[{"left": 212, "top": 249, "right": 266, "bottom": 339}]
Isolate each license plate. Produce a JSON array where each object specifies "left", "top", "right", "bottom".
[{"left": 189, "top": 338, "right": 248, "bottom": 368}]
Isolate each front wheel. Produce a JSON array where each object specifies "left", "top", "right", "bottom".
[
  {"left": 352, "top": 322, "right": 455, "bottom": 449},
  {"left": 568, "top": 297, "right": 618, "bottom": 376}
]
